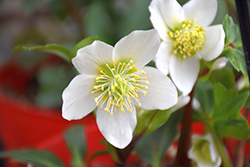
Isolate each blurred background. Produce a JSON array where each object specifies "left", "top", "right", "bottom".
[
  {"left": 0, "top": 0, "right": 233, "bottom": 109},
  {"left": 0, "top": 0, "right": 239, "bottom": 166}
]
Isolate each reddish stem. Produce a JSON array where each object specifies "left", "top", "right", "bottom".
[
  {"left": 115, "top": 110, "right": 159, "bottom": 167},
  {"left": 174, "top": 88, "right": 194, "bottom": 167}
]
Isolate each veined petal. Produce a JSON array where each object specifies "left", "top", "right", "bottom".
[
  {"left": 136, "top": 67, "right": 178, "bottom": 110},
  {"left": 155, "top": 41, "right": 174, "bottom": 75},
  {"left": 199, "top": 25, "right": 225, "bottom": 61},
  {"left": 113, "top": 29, "right": 160, "bottom": 69},
  {"left": 149, "top": 0, "right": 185, "bottom": 30},
  {"left": 170, "top": 55, "right": 200, "bottom": 96},
  {"left": 96, "top": 106, "right": 137, "bottom": 149},
  {"left": 62, "top": 74, "right": 98, "bottom": 120},
  {"left": 183, "top": 0, "right": 217, "bottom": 27},
  {"left": 73, "top": 40, "right": 113, "bottom": 75}
]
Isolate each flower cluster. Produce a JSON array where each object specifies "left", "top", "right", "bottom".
[{"left": 62, "top": 0, "right": 225, "bottom": 152}]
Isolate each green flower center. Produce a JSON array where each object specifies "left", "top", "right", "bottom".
[
  {"left": 92, "top": 60, "right": 148, "bottom": 115},
  {"left": 168, "top": 19, "right": 206, "bottom": 59}
]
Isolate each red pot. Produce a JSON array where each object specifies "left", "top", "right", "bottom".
[{"left": 0, "top": 91, "right": 114, "bottom": 167}]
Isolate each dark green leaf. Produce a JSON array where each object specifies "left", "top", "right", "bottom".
[
  {"left": 134, "top": 110, "right": 182, "bottom": 166},
  {"left": 64, "top": 126, "right": 86, "bottom": 167},
  {"left": 212, "top": 84, "right": 249, "bottom": 120},
  {"left": 210, "top": 67, "right": 235, "bottom": 90},
  {"left": 0, "top": 150, "right": 64, "bottom": 167},
  {"left": 217, "top": 113, "right": 250, "bottom": 139},
  {"left": 221, "top": 47, "right": 247, "bottom": 76},
  {"left": 195, "top": 81, "right": 214, "bottom": 115},
  {"left": 223, "top": 15, "right": 239, "bottom": 45},
  {"left": 86, "top": 150, "right": 109, "bottom": 165},
  {"left": 14, "top": 44, "right": 72, "bottom": 62},
  {"left": 242, "top": 88, "right": 250, "bottom": 108},
  {"left": 70, "top": 36, "right": 98, "bottom": 58},
  {"left": 135, "top": 108, "right": 172, "bottom": 135}
]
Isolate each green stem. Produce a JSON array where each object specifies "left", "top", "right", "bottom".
[{"left": 207, "top": 123, "right": 233, "bottom": 167}]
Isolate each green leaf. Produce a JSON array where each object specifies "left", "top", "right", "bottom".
[
  {"left": 210, "top": 67, "right": 235, "bottom": 90},
  {"left": 135, "top": 108, "right": 172, "bottom": 135},
  {"left": 0, "top": 150, "right": 64, "bottom": 167},
  {"left": 222, "top": 15, "right": 239, "bottom": 45},
  {"left": 102, "top": 140, "right": 119, "bottom": 163},
  {"left": 217, "top": 113, "right": 250, "bottom": 139},
  {"left": 86, "top": 150, "right": 109, "bottom": 165},
  {"left": 14, "top": 44, "right": 72, "bottom": 62},
  {"left": 221, "top": 47, "right": 247, "bottom": 76},
  {"left": 195, "top": 81, "right": 214, "bottom": 115},
  {"left": 64, "top": 126, "right": 86, "bottom": 167},
  {"left": 234, "top": 40, "right": 243, "bottom": 50},
  {"left": 70, "top": 36, "right": 98, "bottom": 58},
  {"left": 212, "top": 84, "right": 249, "bottom": 120},
  {"left": 134, "top": 110, "right": 182, "bottom": 166}
]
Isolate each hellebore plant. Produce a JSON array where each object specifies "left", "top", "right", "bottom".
[
  {"left": 1, "top": 0, "right": 250, "bottom": 167},
  {"left": 149, "top": 0, "right": 225, "bottom": 95},
  {"left": 62, "top": 29, "right": 178, "bottom": 149}
]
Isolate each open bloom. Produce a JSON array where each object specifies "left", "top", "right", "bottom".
[
  {"left": 149, "top": 0, "right": 225, "bottom": 95},
  {"left": 188, "top": 134, "right": 222, "bottom": 167},
  {"left": 62, "top": 29, "right": 178, "bottom": 149}
]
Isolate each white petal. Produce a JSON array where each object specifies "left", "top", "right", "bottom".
[
  {"left": 183, "top": 0, "right": 217, "bottom": 27},
  {"left": 73, "top": 40, "right": 113, "bottom": 75},
  {"left": 170, "top": 55, "right": 200, "bottom": 96},
  {"left": 149, "top": 0, "right": 185, "bottom": 30},
  {"left": 155, "top": 41, "right": 174, "bottom": 75},
  {"left": 96, "top": 106, "right": 137, "bottom": 149},
  {"left": 62, "top": 74, "right": 97, "bottom": 120},
  {"left": 199, "top": 25, "right": 225, "bottom": 61},
  {"left": 136, "top": 67, "right": 178, "bottom": 110},
  {"left": 113, "top": 29, "right": 160, "bottom": 69},
  {"left": 149, "top": 3, "right": 170, "bottom": 41},
  {"left": 211, "top": 57, "right": 228, "bottom": 71},
  {"left": 172, "top": 95, "right": 190, "bottom": 112}
]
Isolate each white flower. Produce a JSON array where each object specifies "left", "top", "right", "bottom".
[
  {"left": 149, "top": 0, "right": 225, "bottom": 95},
  {"left": 62, "top": 29, "right": 178, "bottom": 149},
  {"left": 188, "top": 133, "right": 222, "bottom": 167}
]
